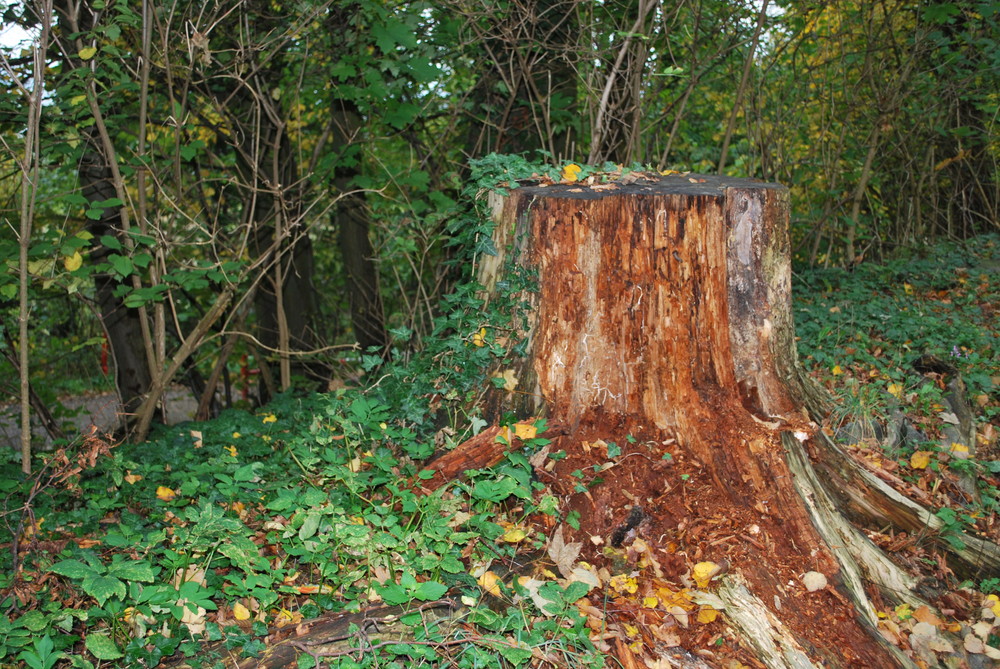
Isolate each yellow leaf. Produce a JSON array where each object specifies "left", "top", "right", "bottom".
[
  {"left": 609, "top": 573, "right": 638, "bottom": 594},
  {"left": 697, "top": 606, "right": 718, "bottom": 624},
  {"left": 78, "top": 46, "right": 97, "bottom": 60},
  {"left": 948, "top": 443, "right": 969, "bottom": 459},
  {"left": 124, "top": 473, "right": 142, "bottom": 485},
  {"left": 692, "top": 561, "right": 719, "bottom": 588},
  {"left": 895, "top": 602, "right": 913, "bottom": 620},
  {"left": 190, "top": 430, "right": 203, "bottom": 448},
  {"left": 903, "top": 283, "right": 914, "bottom": 295},
  {"left": 831, "top": 365, "right": 843, "bottom": 376},
  {"left": 502, "top": 527, "right": 528, "bottom": 543},
  {"left": 642, "top": 596, "right": 659, "bottom": 609},
  {"left": 233, "top": 602, "right": 251, "bottom": 620},
  {"left": 262, "top": 414, "right": 277, "bottom": 424},
  {"left": 494, "top": 369, "right": 518, "bottom": 392},
  {"left": 63, "top": 251, "right": 83, "bottom": 272},
  {"left": 987, "top": 594, "right": 1000, "bottom": 618},
  {"left": 887, "top": 383, "right": 903, "bottom": 398},
  {"left": 513, "top": 421, "right": 537, "bottom": 440},
  {"left": 909, "top": 451, "right": 931, "bottom": 470},
  {"left": 471, "top": 327, "right": 487, "bottom": 347},
  {"left": 156, "top": 486, "right": 177, "bottom": 501},
  {"left": 561, "top": 163, "right": 582, "bottom": 182},
  {"left": 478, "top": 571, "right": 502, "bottom": 596}
]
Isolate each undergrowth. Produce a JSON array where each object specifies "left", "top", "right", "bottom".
[{"left": 2, "top": 159, "right": 999, "bottom": 666}]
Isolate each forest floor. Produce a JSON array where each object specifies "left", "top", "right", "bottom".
[{"left": 1, "top": 234, "right": 998, "bottom": 668}]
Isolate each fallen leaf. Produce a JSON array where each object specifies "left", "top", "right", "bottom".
[
  {"left": 697, "top": 606, "right": 718, "bottom": 624},
  {"left": 494, "top": 369, "right": 518, "bottom": 392},
  {"left": 692, "top": 561, "right": 720, "bottom": 588},
  {"left": 948, "top": 442, "right": 970, "bottom": 459},
  {"left": 513, "top": 421, "right": 537, "bottom": 440},
  {"left": 939, "top": 412, "right": 960, "bottom": 425},
  {"left": 233, "top": 602, "right": 251, "bottom": 620},
  {"left": 548, "top": 526, "right": 582, "bottom": 578},
  {"left": 478, "top": 571, "right": 502, "bottom": 596},
  {"left": 502, "top": 526, "right": 528, "bottom": 543},
  {"left": 912, "top": 605, "right": 942, "bottom": 626},
  {"left": 562, "top": 164, "right": 582, "bottom": 182},
  {"left": 910, "top": 451, "right": 932, "bottom": 470},
  {"left": 156, "top": 486, "right": 177, "bottom": 501}
]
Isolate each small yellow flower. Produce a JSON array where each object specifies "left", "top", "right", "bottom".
[
  {"left": 262, "top": 414, "right": 277, "bottom": 424},
  {"left": 232, "top": 432, "right": 241, "bottom": 439},
  {"left": 224, "top": 445, "right": 237, "bottom": 458}
]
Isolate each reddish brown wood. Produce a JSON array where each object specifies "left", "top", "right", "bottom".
[
  {"left": 482, "top": 173, "right": 894, "bottom": 666},
  {"left": 414, "top": 423, "right": 565, "bottom": 493}
]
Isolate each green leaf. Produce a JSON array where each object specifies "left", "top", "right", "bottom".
[
  {"left": 298, "top": 513, "right": 320, "bottom": 541},
  {"left": 100, "top": 235, "right": 122, "bottom": 250},
  {"left": 108, "top": 254, "right": 133, "bottom": 278},
  {"left": 377, "top": 583, "right": 410, "bottom": 605},
  {"left": 16, "top": 610, "right": 49, "bottom": 632},
  {"left": 372, "top": 18, "right": 417, "bottom": 53},
  {"left": 108, "top": 561, "right": 155, "bottom": 582},
  {"left": 85, "top": 634, "right": 122, "bottom": 660},
  {"left": 83, "top": 575, "right": 126, "bottom": 607},
  {"left": 50, "top": 559, "right": 99, "bottom": 580},
  {"left": 233, "top": 463, "right": 256, "bottom": 482},
  {"left": 412, "top": 580, "right": 447, "bottom": 601}
]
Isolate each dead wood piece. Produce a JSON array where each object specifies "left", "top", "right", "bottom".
[
  {"left": 165, "top": 599, "right": 465, "bottom": 668},
  {"left": 414, "top": 423, "right": 564, "bottom": 493}
]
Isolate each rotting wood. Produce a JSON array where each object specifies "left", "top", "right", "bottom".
[
  {"left": 164, "top": 599, "right": 466, "bottom": 669},
  {"left": 476, "top": 173, "right": 950, "bottom": 667},
  {"left": 412, "top": 422, "right": 565, "bottom": 493}
]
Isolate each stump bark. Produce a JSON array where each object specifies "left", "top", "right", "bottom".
[{"left": 479, "top": 173, "right": 907, "bottom": 667}]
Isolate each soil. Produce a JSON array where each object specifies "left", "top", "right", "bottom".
[
  {"left": 0, "top": 386, "right": 199, "bottom": 450},
  {"left": 535, "top": 413, "right": 890, "bottom": 667}
]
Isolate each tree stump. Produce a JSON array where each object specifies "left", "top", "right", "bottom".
[{"left": 480, "top": 173, "right": 903, "bottom": 666}]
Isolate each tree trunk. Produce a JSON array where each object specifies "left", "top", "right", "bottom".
[
  {"left": 331, "top": 98, "right": 387, "bottom": 354},
  {"left": 78, "top": 135, "right": 155, "bottom": 418},
  {"left": 478, "top": 173, "right": 926, "bottom": 666}
]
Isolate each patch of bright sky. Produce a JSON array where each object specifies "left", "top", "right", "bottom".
[{"left": 1, "top": 5, "right": 35, "bottom": 51}]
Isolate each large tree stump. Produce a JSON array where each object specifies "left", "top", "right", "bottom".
[{"left": 479, "top": 173, "right": 905, "bottom": 667}]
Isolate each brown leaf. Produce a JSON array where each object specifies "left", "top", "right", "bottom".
[{"left": 548, "top": 526, "right": 582, "bottom": 578}]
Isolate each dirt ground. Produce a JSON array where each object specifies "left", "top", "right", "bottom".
[{"left": 0, "top": 387, "right": 199, "bottom": 450}]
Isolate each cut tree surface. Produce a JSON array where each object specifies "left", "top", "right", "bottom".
[{"left": 478, "top": 173, "right": 931, "bottom": 667}]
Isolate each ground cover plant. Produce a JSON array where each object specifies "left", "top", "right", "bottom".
[{"left": 1, "top": 213, "right": 999, "bottom": 667}]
